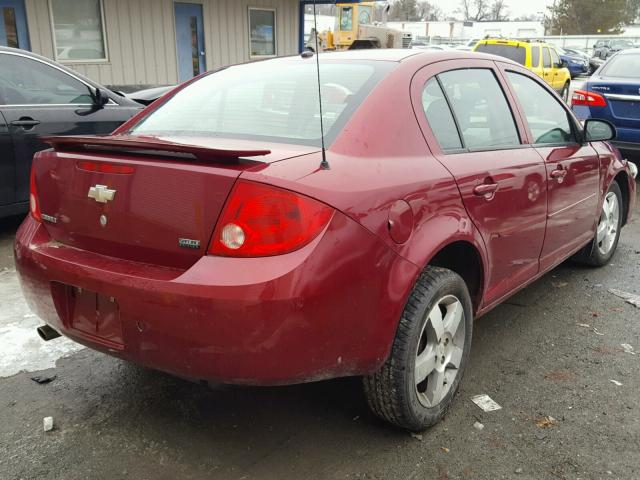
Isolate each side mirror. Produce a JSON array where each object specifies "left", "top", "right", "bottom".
[
  {"left": 560, "top": 59, "right": 568, "bottom": 68},
  {"left": 584, "top": 119, "right": 616, "bottom": 142},
  {"left": 92, "top": 88, "right": 109, "bottom": 108}
]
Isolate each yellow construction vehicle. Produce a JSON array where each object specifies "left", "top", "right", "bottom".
[{"left": 306, "top": 2, "right": 412, "bottom": 52}]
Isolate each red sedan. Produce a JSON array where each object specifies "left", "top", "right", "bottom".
[{"left": 15, "top": 50, "right": 637, "bottom": 431}]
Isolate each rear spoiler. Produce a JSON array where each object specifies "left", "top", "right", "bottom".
[{"left": 41, "top": 135, "right": 272, "bottom": 161}]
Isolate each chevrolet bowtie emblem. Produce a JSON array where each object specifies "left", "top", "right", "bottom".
[{"left": 88, "top": 184, "right": 116, "bottom": 203}]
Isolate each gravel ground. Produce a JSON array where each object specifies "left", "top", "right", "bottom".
[{"left": 1, "top": 182, "right": 638, "bottom": 480}]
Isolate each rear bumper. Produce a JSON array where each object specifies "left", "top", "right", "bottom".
[{"left": 14, "top": 215, "right": 418, "bottom": 385}]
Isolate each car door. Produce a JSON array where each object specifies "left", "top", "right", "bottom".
[
  {"left": 541, "top": 47, "right": 554, "bottom": 87},
  {"left": 549, "top": 48, "right": 565, "bottom": 91},
  {"left": 0, "top": 51, "right": 139, "bottom": 205},
  {"left": 411, "top": 59, "right": 548, "bottom": 306},
  {"left": 0, "top": 109, "right": 15, "bottom": 208},
  {"left": 500, "top": 65, "right": 600, "bottom": 271}
]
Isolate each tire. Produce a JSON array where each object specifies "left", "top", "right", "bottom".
[
  {"left": 363, "top": 266, "right": 473, "bottom": 431},
  {"left": 574, "top": 181, "right": 623, "bottom": 267},
  {"left": 561, "top": 82, "right": 570, "bottom": 103}
]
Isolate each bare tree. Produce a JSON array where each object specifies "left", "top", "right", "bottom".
[
  {"left": 458, "top": 0, "right": 490, "bottom": 21},
  {"left": 416, "top": 1, "right": 444, "bottom": 21},
  {"left": 489, "top": 0, "right": 509, "bottom": 21}
]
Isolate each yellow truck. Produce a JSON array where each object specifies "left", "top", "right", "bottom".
[
  {"left": 474, "top": 38, "right": 571, "bottom": 102},
  {"left": 307, "top": 2, "right": 412, "bottom": 52}
]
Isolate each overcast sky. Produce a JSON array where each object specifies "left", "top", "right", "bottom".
[{"left": 434, "top": 0, "right": 554, "bottom": 19}]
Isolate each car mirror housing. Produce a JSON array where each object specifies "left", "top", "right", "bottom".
[
  {"left": 92, "top": 88, "right": 110, "bottom": 108},
  {"left": 584, "top": 119, "right": 616, "bottom": 142}
]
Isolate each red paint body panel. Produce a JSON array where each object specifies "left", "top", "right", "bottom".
[{"left": 14, "top": 50, "right": 637, "bottom": 385}]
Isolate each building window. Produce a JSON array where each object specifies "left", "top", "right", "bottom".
[
  {"left": 50, "top": 0, "right": 107, "bottom": 62},
  {"left": 249, "top": 7, "right": 276, "bottom": 57}
]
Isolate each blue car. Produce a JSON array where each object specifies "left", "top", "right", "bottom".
[
  {"left": 572, "top": 49, "right": 640, "bottom": 160},
  {"left": 556, "top": 47, "right": 589, "bottom": 78}
]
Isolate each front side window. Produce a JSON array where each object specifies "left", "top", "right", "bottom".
[
  {"left": 249, "top": 8, "right": 276, "bottom": 57},
  {"left": 474, "top": 43, "right": 526, "bottom": 65},
  {"left": 0, "top": 54, "right": 92, "bottom": 105},
  {"left": 50, "top": 0, "right": 107, "bottom": 61},
  {"left": 130, "top": 60, "right": 392, "bottom": 147},
  {"left": 542, "top": 48, "right": 552, "bottom": 68},
  {"left": 339, "top": 7, "right": 353, "bottom": 30},
  {"left": 422, "top": 78, "right": 462, "bottom": 152},
  {"left": 437, "top": 69, "right": 520, "bottom": 150},
  {"left": 506, "top": 71, "right": 575, "bottom": 145},
  {"left": 550, "top": 49, "right": 561, "bottom": 67}
]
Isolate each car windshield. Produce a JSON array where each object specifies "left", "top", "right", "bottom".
[
  {"left": 600, "top": 53, "right": 640, "bottom": 77},
  {"left": 475, "top": 44, "right": 526, "bottom": 65},
  {"left": 130, "top": 59, "right": 392, "bottom": 147}
]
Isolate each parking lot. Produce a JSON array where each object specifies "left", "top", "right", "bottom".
[{"left": 1, "top": 182, "right": 638, "bottom": 480}]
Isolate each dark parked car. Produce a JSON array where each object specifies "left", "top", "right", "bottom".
[
  {"left": 556, "top": 46, "right": 589, "bottom": 78},
  {"left": 572, "top": 48, "right": 640, "bottom": 163},
  {"left": 16, "top": 50, "right": 636, "bottom": 432},
  {"left": 593, "top": 39, "right": 636, "bottom": 59},
  {"left": 0, "top": 47, "right": 142, "bottom": 218}
]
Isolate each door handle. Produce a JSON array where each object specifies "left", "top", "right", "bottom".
[
  {"left": 473, "top": 182, "right": 498, "bottom": 198},
  {"left": 11, "top": 117, "right": 40, "bottom": 129},
  {"left": 550, "top": 167, "right": 568, "bottom": 183}
]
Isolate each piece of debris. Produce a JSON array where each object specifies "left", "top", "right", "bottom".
[
  {"left": 352, "top": 415, "right": 360, "bottom": 421},
  {"left": 621, "top": 344, "right": 636, "bottom": 355},
  {"left": 592, "top": 327, "right": 605, "bottom": 336},
  {"left": 473, "top": 421, "right": 484, "bottom": 431},
  {"left": 30, "top": 374, "right": 57, "bottom": 384},
  {"left": 515, "top": 467, "right": 523, "bottom": 474},
  {"left": 471, "top": 394, "right": 502, "bottom": 412},
  {"left": 43, "top": 417, "right": 54, "bottom": 432},
  {"left": 609, "top": 379, "right": 623, "bottom": 386},
  {"left": 441, "top": 447, "right": 450, "bottom": 453},
  {"left": 411, "top": 433, "right": 423, "bottom": 441},
  {"left": 578, "top": 323, "right": 591, "bottom": 328},
  {"left": 552, "top": 281, "right": 568, "bottom": 288},
  {"left": 535, "top": 416, "right": 557, "bottom": 429},
  {"left": 608, "top": 288, "right": 640, "bottom": 308},
  {"left": 544, "top": 371, "right": 573, "bottom": 381}
]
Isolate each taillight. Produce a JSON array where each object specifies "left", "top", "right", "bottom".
[
  {"left": 77, "top": 161, "right": 135, "bottom": 174},
  {"left": 29, "top": 164, "right": 42, "bottom": 222},
  {"left": 571, "top": 89, "right": 607, "bottom": 107},
  {"left": 208, "top": 180, "right": 334, "bottom": 257}
]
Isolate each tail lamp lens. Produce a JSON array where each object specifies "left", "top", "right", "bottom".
[
  {"left": 571, "top": 89, "right": 607, "bottom": 107},
  {"left": 209, "top": 180, "right": 334, "bottom": 257},
  {"left": 29, "top": 165, "right": 42, "bottom": 222}
]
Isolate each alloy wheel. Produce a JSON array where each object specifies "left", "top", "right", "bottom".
[
  {"left": 596, "top": 191, "right": 620, "bottom": 255},
  {"left": 415, "top": 295, "right": 465, "bottom": 408}
]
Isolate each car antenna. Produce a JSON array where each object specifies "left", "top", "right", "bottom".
[{"left": 311, "top": 0, "right": 330, "bottom": 170}]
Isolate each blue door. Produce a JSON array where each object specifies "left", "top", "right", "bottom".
[
  {"left": 175, "top": 2, "right": 205, "bottom": 83},
  {"left": 0, "top": 0, "right": 30, "bottom": 50}
]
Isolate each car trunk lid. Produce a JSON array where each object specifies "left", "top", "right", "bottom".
[
  {"left": 588, "top": 78, "right": 640, "bottom": 127},
  {"left": 34, "top": 135, "right": 319, "bottom": 269}
]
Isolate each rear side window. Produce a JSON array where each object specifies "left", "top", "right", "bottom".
[
  {"left": 506, "top": 71, "right": 575, "bottom": 145},
  {"left": 130, "top": 60, "right": 392, "bottom": 147},
  {"left": 422, "top": 78, "right": 462, "bottom": 152},
  {"left": 437, "top": 69, "right": 520, "bottom": 150},
  {"left": 531, "top": 47, "right": 540, "bottom": 67},
  {"left": 475, "top": 43, "right": 526, "bottom": 65},
  {"left": 542, "top": 48, "right": 552, "bottom": 68},
  {"left": 601, "top": 53, "right": 640, "bottom": 77},
  {"left": 550, "top": 49, "right": 561, "bottom": 67}
]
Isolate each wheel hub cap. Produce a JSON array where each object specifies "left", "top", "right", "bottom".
[{"left": 415, "top": 295, "right": 465, "bottom": 408}]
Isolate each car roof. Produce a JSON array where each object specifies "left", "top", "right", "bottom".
[
  {"left": 316, "top": 49, "right": 423, "bottom": 62},
  {"left": 478, "top": 38, "right": 555, "bottom": 48},
  {"left": 615, "top": 47, "right": 640, "bottom": 55}
]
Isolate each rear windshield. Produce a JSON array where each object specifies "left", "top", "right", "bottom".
[
  {"left": 600, "top": 53, "right": 640, "bottom": 78},
  {"left": 475, "top": 43, "right": 526, "bottom": 65},
  {"left": 130, "top": 60, "right": 392, "bottom": 147}
]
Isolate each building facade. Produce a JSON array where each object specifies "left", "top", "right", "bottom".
[{"left": 0, "top": 0, "right": 302, "bottom": 88}]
